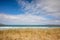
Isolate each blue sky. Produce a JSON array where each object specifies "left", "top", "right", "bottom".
[
  {"left": 0, "top": 0, "right": 23, "bottom": 15},
  {"left": 0, "top": 0, "right": 60, "bottom": 25}
]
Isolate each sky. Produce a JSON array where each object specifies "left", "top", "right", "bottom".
[{"left": 0, "top": 0, "right": 60, "bottom": 25}]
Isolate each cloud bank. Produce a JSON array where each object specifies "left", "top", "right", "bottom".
[
  {"left": 0, "top": 13, "right": 60, "bottom": 25},
  {"left": 0, "top": 13, "right": 47, "bottom": 25},
  {"left": 0, "top": 0, "right": 60, "bottom": 25}
]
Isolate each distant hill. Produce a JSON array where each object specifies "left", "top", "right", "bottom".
[{"left": 0, "top": 23, "right": 5, "bottom": 26}]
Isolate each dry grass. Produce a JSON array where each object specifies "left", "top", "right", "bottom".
[{"left": 0, "top": 28, "right": 60, "bottom": 40}]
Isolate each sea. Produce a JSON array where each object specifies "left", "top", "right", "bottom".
[{"left": 0, "top": 25, "right": 60, "bottom": 30}]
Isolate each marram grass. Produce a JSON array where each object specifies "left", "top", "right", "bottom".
[{"left": 0, "top": 28, "right": 60, "bottom": 40}]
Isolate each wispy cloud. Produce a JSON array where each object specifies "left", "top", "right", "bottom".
[{"left": 18, "top": 0, "right": 60, "bottom": 18}]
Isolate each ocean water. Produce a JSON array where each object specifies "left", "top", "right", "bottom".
[{"left": 0, "top": 25, "right": 60, "bottom": 30}]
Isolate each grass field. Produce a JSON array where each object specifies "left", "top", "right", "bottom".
[{"left": 0, "top": 28, "right": 60, "bottom": 40}]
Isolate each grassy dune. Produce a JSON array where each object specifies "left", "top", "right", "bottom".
[{"left": 0, "top": 28, "right": 60, "bottom": 40}]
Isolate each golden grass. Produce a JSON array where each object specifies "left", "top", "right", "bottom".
[{"left": 0, "top": 28, "right": 60, "bottom": 40}]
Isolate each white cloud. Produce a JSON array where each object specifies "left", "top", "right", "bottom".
[
  {"left": 42, "top": 0, "right": 60, "bottom": 12},
  {"left": 0, "top": 13, "right": 60, "bottom": 25},
  {"left": 0, "top": 13, "right": 48, "bottom": 25},
  {"left": 41, "top": 0, "right": 60, "bottom": 17},
  {"left": 18, "top": 0, "right": 60, "bottom": 18}
]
